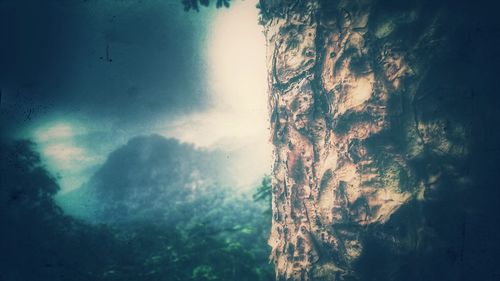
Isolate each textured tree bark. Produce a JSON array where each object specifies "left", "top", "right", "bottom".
[{"left": 258, "top": 0, "right": 475, "bottom": 280}]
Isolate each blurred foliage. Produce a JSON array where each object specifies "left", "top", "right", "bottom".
[
  {"left": 182, "top": 0, "right": 231, "bottom": 11},
  {"left": 253, "top": 175, "right": 272, "bottom": 215},
  {"left": 0, "top": 140, "right": 274, "bottom": 281}
]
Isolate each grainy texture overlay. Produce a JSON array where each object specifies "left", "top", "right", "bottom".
[{"left": 259, "top": 0, "right": 500, "bottom": 280}]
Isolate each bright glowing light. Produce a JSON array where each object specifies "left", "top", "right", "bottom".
[
  {"left": 36, "top": 123, "right": 74, "bottom": 142},
  {"left": 208, "top": 0, "right": 268, "bottom": 118},
  {"left": 165, "top": 0, "right": 272, "bottom": 188},
  {"left": 43, "top": 144, "right": 86, "bottom": 164},
  {"left": 33, "top": 121, "right": 102, "bottom": 193}
]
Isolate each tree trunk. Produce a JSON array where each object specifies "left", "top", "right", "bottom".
[{"left": 258, "top": 0, "right": 494, "bottom": 280}]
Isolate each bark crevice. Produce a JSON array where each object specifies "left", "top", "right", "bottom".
[{"left": 261, "top": 0, "right": 470, "bottom": 280}]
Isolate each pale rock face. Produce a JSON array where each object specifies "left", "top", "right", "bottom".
[{"left": 259, "top": 0, "right": 471, "bottom": 280}]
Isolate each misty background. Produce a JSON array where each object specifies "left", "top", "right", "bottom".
[
  {"left": 0, "top": 0, "right": 274, "bottom": 280},
  {"left": 1, "top": 0, "right": 271, "bottom": 195}
]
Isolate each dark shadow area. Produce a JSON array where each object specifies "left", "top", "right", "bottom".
[{"left": 354, "top": 0, "right": 500, "bottom": 280}]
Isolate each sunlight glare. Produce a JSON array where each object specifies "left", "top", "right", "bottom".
[{"left": 165, "top": 0, "right": 271, "bottom": 188}]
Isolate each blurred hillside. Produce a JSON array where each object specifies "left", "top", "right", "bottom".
[{"left": 0, "top": 138, "right": 274, "bottom": 281}]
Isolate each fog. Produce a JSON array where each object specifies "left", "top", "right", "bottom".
[{"left": 2, "top": 0, "right": 271, "bottom": 196}]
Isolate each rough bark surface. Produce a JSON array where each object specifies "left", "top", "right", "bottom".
[{"left": 258, "top": 0, "right": 482, "bottom": 280}]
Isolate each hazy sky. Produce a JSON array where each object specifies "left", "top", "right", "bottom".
[{"left": 1, "top": 0, "right": 271, "bottom": 193}]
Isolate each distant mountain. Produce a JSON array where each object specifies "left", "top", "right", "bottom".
[{"left": 58, "top": 135, "right": 232, "bottom": 223}]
